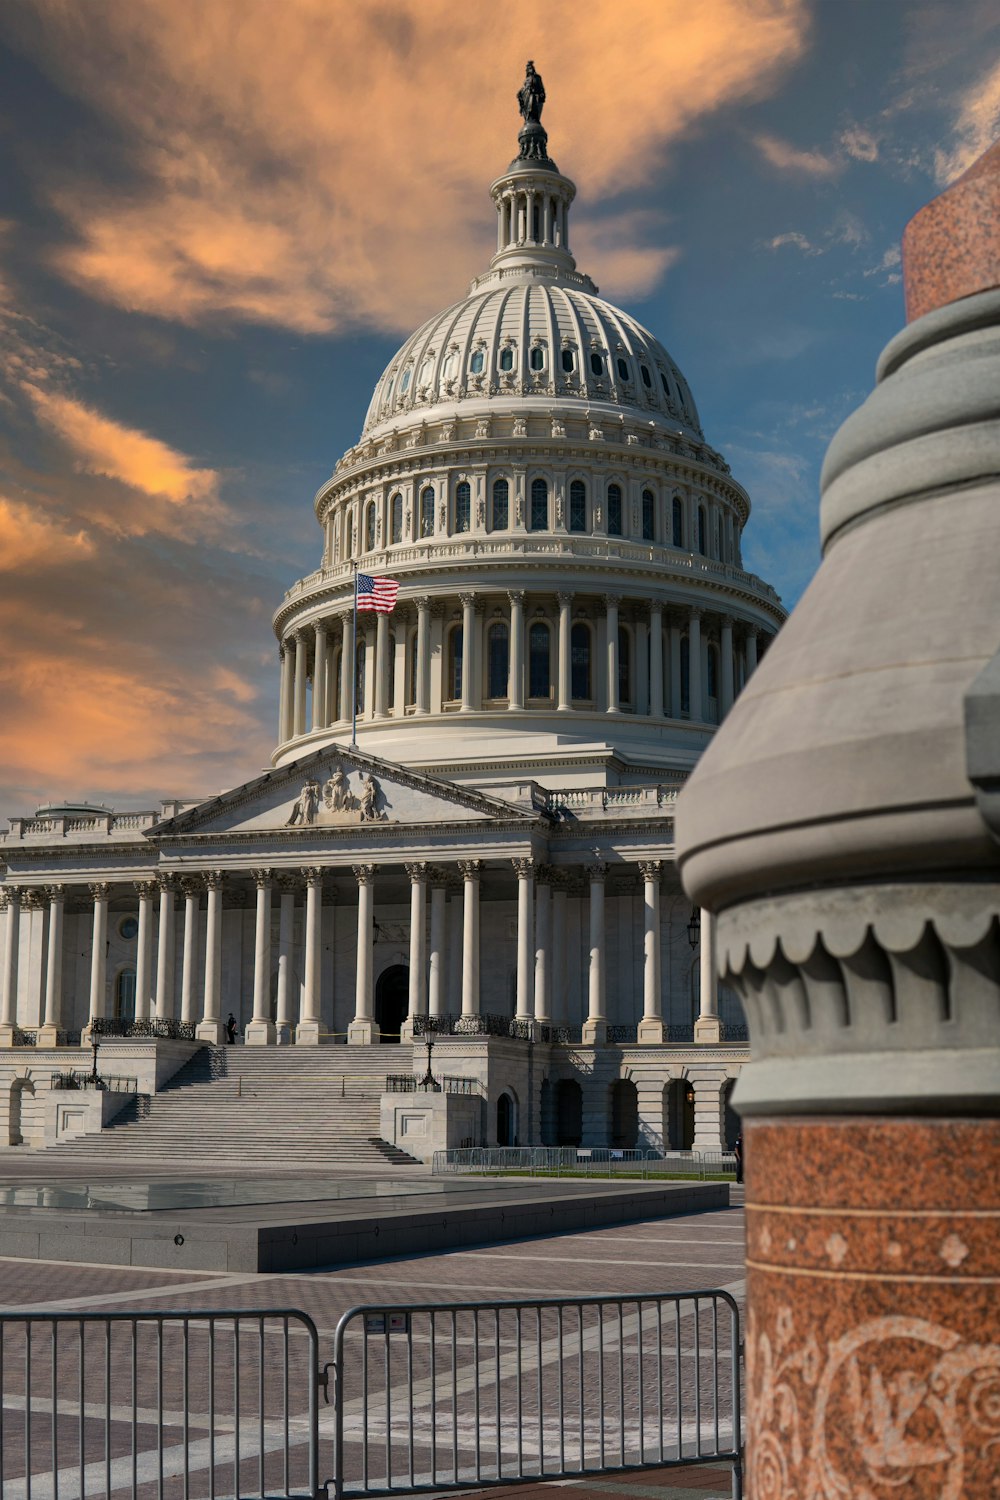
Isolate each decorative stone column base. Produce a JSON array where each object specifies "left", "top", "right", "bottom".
[
  {"left": 195, "top": 1019, "right": 226, "bottom": 1044},
  {"left": 36, "top": 1024, "right": 60, "bottom": 1047},
  {"left": 0, "top": 1024, "right": 16, "bottom": 1047},
  {"left": 694, "top": 1015, "right": 721, "bottom": 1044},
  {"left": 295, "top": 1020, "right": 328, "bottom": 1046},
  {"left": 348, "top": 1019, "right": 380, "bottom": 1045},
  {"left": 637, "top": 1018, "right": 666, "bottom": 1044},
  {"left": 744, "top": 1115, "right": 1000, "bottom": 1497},
  {"left": 245, "top": 1019, "right": 276, "bottom": 1046},
  {"left": 581, "top": 1019, "right": 607, "bottom": 1045},
  {"left": 399, "top": 1017, "right": 419, "bottom": 1043}
]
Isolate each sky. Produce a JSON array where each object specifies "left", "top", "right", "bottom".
[{"left": 0, "top": 0, "right": 998, "bottom": 814}]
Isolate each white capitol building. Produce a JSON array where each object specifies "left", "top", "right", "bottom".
[{"left": 0, "top": 73, "right": 784, "bottom": 1159}]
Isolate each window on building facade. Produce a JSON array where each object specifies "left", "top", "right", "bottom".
[
  {"left": 698, "top": 505, "right": 708, "bottom": 555},
  {"left": 618, "top": 626, "right": 631, "bottom": 705},
  {"left": 571, "top": 622, "right": 591, "bottom": 699},
  {"left": 607, "top": 483, "right": 623, "bottom": 536},
  {"left": 590, "top": 351, "right": 604, "bottom": 376},
  {"left": 499, "top": 346, "right": 514, "bottom": 371},
  {"left": 672, "top": 496, "right": 684, "bottom": 548},
  {"left": 642, "top": 489, "right": 655, "bottom": 541},
  {"left": 616, "top": 356, "right": 629, "bottom": 381},
  {"left": 561, "top": 348, "right": 574, "bottom": 372},
  {"left": 492, "top": 478, "right": 509, "bottom": 531},
  {"left": 420, "top": 487, "right": 435, "bottom": 538},
  {"left": 355, "top": 640, "right": 366, "bottom": 713},
  {"left": 455, "top": 481, "right": 471, "bottom": 533},
  {"left": 530, "top": 346, "right": 545, "bottom": 372},
  {"left": 400, "top": 368, "right": 411, "bottom": 392},
  {"left": 448, "top": 625, "right": 463, "bottom": 701},
  {"left": 708, "top": 644, "right": 719, "bottom": 700},
  {"left": 569, "top": 479, "right": 586, "bottom": 533},
  {"left": 529, "top": 622, "right": 551, "bottom": 698},
  {"left": 115, "top": 969, "right": 136, "bottom": 1021},
  {"left": 640, "top": 365, "right": 652, "bottom": 388},
  {"left": 487, "top": 622, "right": 509, "bottom": 700},
  {"left": 470, "top": 350, "right": 485, "bottom": 374},
  {"left": 406, "top": 632, "right": 418, "bottom": 706},
  {"left": 530, "top": 477, "right": 548, "bottom": 531},
  {"left": 680, "top": 635, "right": 690, "bottom": 714},
  {"left": 365, "top": 502, "right": 377, "bottom": 552},
  {"left": 390, "top": 493, "right": 403, "bottom": 544}
]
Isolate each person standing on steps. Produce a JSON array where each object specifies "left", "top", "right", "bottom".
[{"left": 226, "top": 1012, "right": 238, "bottom": 1045}]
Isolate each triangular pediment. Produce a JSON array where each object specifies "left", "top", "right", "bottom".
[{"left": 149, "top": 744, "right": 540, "bottom": 838}]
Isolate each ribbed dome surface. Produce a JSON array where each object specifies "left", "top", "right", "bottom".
[{"left": 362, "top": 281, "right": 703, "bottom": 438}]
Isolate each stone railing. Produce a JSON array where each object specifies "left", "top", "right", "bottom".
[
  {"left": 3, "top": 811, "right": 158, "bottom": 842},
  {"left": 544, "top": 785, "right": 681, "bottom": 818},
  {"left": 90, "top": 1018, "right": 197, "bottom": 1041}
]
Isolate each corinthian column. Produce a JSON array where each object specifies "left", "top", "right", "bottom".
[
  {"left": 556, "top": 593, "right": 573, "bottom": 711},
  {"left": 415, "top": 598, "right": 431, "bottom": 715},
  {"left": 348, "top": 865, "right": 378, "bottom": 1043},
  {"left": 534, "top": 869, "right": 551, "bottom": 1025},
  {"left": 604, "top": 595, "right": 620, "bottom": 713},
  {"left": 312, "top": 622, "right": 328, "bottom": 730},
  {"left": 154, "top": 875, "right": 177, "bottom": 1023},
  {"left": 84, "top": 883, "right": 110, "bottom": 1039},
  {"left": 37, "top": 885, "right": 66, "bottom": 1045},
  {"left": 507, "top": 590, "right": 525, "bottom": 710},
  {"left": 293, "top": 631, "right": 308, "bottom": 736},
  {"left": 274, "top": 875, "right": 297, "bottom": 1044},
  {"left": 428, "top": 875, "right": 448, "bottom": 1018},
  {"left": 649, "top": 603, "right": 664, "bottom": 718},
  {"left": 402, "top": 863, "right": 428, "bottom": 1038},
  {"left": 637, "top": 861, "right": 665, "bottom": 1043},
  {"left": 296, "top": 867, "right": 327, "bottom": 1045},
  {"left": 693, "top": 908, "right": 720, "bottom": 1043},
  {"left": 582, "top": 864, "right": 607, "bottom": 1045},
  {"left": 278, "top": 642, "right": 293, "bottom": 742},
  {"left": 133, "top": 880, "right": 156, "bottom": 1022},
  {"left": 513, "top": 858, "right": 535, "bottom": 1023},
  {"left": 179, "top": 878, "right": 201, "bottom": 1027},
  {"left": 195, "top": 871, "right": 225, "bottom": 1043},
  {"left": 458, "top": 860, "right": 482, "bottom": 1019},
  {"left": 246, "top": 869, "right": 275, "bottom": 1045},
  {"left": 0, "top": 889, "right": 21, "bottom": 1045},
  {"left": 460, "top": 593, "right": 476, "bottom": 712}
]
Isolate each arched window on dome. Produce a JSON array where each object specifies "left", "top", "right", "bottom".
[
  {"left": 455, "top": 481, "right": 471, "bottom": 534},
  {"left": 470, "top": 350, "right": 485, "bottom": 374},
  {"left": 530, "top": 478, "right": 548, "bottom": 532},
  {"left": 355, "top": 639, "right": 366, "bottom": 717},
  {"left": 528, "top": 622, "right": 552, "bottom": 700},
  {"left": 420, "top": 487, "right": 435, "bottom": 538},
  {"left": 590, "top": 351, "right": 604, "bottom": 377},
  {"left": 607, "top": 484, "right": 623, "bottom": 537},
  {"left": 447, "top": 624, "right": 463, "bottom": 702},
  {"left": 707, "top": 643, "right": 720, "bottom": 723},
  {"left": 385, "top": 375, "right": 395, "bottom": 405},
  {"left": 492, "top": 478, "right": 509, "bottom": 531},
  {"left": 487, "top": 622, "right": 509, "bottom": 701},
  {"left": 442, "top": 350, "right": 458, "bottom": 379},
  {"left": 400, "top": 368, "right": 411, "bottom": 393},
  {"left": 641, "top": 488, "right": 655, "bottom": 541},
  {"left": 616, "top": 356, "right": 630, "bottom": 382},
  {"left": 387, "top": 630, "right": 396, "bottom": 710},
  {"left": 390, "top": 493, "right": 403, "bottom": 545},
  {"left": 530, "top": 346, "right": 545, "bottom": 372},
  {"left": 697, "top": 505, "right": 708, "bottom": 556},
  {"left": 561, "top": 348, "right": 575, "bottom": 373},
  {"left": 499, "top": 346, "right": 515, "bottom": 372},
  {"left": 419, "top": 355, "right": 433, "bottom": 385},
  {"left": 672, "top": 496, "right": 684, "bottom": 548},
  {"left": 660, "top": 370, "right": 671, "bottom": 398},
  {"left": 618, "top": 625, "right": 632, "bottom": 708},
  {"left": 571, "top": 622, "right": 592, "bottom": 700},
  {"left": 406, "top": 630, "right": 418, "bottom": 707},
  {"left": 365, "top": 501, "right": 377, "bottom": 552},
  {"left": 569, "top": 479, "right": 587, "bottom": 533},
  {"left": 680, "top": 635, "right": 690, "bottom": 715},
  {"left": 640, "top": 365, "right": 652, "bottom": 388},
  {"left": 713, "top": 511, "right": 721, "bottom": 560}
]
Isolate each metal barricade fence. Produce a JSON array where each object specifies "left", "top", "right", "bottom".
[
  {"left": 330, "top": 1291, "right": 742, "bottom": 1498},
  {"left": 0, "top": 1309, "right": 321, "bottom": 1500}
]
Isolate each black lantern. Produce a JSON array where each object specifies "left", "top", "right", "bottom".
[{"left": 686, "top": 906, "right": 701, "bottom": 950}]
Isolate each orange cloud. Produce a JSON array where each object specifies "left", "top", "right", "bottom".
[
  {"left": 753, "top": 131, "right": 842, "bottom": 179},
  {"left": 8, "top": 0, "right": 810, "bottom": 334},
  {"left": 934, "top": 55, "right": 1000, "bottom": 183},
  {"left": 0, "top": 494, "right": 95, "bottom": 570}
]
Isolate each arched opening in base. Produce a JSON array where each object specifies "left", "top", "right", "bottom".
[
  {"left": 8, "top": 1077, "right": 35, "bottom": 1146},
  {"left": 496, "top": 1090, "right": 517, "bottom": 1146},
  {"left": 666, "top": 1078, "right": 695, "bottom": 1151},
  {"left": 610, "top": 1079, "right": 638, "bottom": 1149},
  {"left": 555, "top": 1079, "right": 583, "bottom": 1146},
  {"left": 723, "top": 1078, "right": 740, "bottom": 1149},
  {"left": 375, "top": 965, "right": 409, "bottom": 1043}
]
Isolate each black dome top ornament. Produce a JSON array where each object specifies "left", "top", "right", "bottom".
[{"left": 515, "top": 61, "right": 556, "bottom": 169}]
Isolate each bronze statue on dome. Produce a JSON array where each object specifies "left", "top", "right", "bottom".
[{"left": 518, "top": 62, "right": 545, "bottom": 124}]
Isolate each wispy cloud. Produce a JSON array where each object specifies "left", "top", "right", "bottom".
[
  {"left": 0, "top": 494, "right": 94, "bottom": 570},
  {"left": 1, "top": 0, "right": 811, "bottom": 336},
  {"left": 764, "top": 231, "right": 821, "bottom": 255},
  {"left": 752, "top": 131, "right": 842, "bottom": 179},
  {"left": 933, "top": 54, "right": 1000, "bottom": 183},
  {"left": 840, "top": 126, "right": 879, "bottom": 163}
]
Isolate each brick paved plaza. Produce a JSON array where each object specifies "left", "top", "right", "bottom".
[{"left": 0, "top": 1163, "right": 743, "bottom": 1498}]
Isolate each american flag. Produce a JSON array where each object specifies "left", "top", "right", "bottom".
[{"left": 356, "top": 571, "right": 399, "bottom": 613}]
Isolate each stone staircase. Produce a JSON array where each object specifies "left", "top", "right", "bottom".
[{"left": 39, "top": 1045, "right": 421, "bottom": 1167}]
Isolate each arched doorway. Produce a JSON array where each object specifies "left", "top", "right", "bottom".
[
  {"left": 496, "top": 1090, "right": 517, "bottom": 1146},
  {"left": 375, "top": 965, "right": 409, "bottom": 1043},
  {"left": 610, "top": 1079, "right": 638, "bottom": 1149},
  {"left": 8, "top": 1078, "right": 35, "bottom": 1146},
  {"left": 556, "top": 1079, "right": 582, "bottom": 1146},
  {"left": 666, "top": 1078, "right": 695, "bottom": 1150},
  {"left": 539, "top": 1079, "right": 555, "bottom": 1146},
  {"left": 723, "top": 1078, "right": 740, "bottom": 1149}
]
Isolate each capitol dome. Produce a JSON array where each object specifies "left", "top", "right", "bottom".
[{"left": 272, "top": 92, "right": 784, "bottom": 788}]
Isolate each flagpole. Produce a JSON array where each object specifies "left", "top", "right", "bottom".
[{"left": 351, "top": 560, "right": 358, "bottom": 748}]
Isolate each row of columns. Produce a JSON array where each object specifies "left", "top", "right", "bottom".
[
  {"left": 279, "top": 597, "right": 762, "bottom": 741},
  {"left": 497, "top": 188, "right": 568, "bottom": 252},
  {"left": 0, "top": 869, "right": 720, "bottom": 1047}
]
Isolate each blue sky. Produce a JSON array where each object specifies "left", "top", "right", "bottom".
[{"left": 0, "top": 0, "right": 998, "bottom": 810}]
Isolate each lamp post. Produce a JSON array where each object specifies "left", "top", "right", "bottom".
[
  {"left": 686, "top": 907, "right": 700, "bottom": 950},
  {"left": 89, "top": 1033, "right": 105, "bottom": 1090}
]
